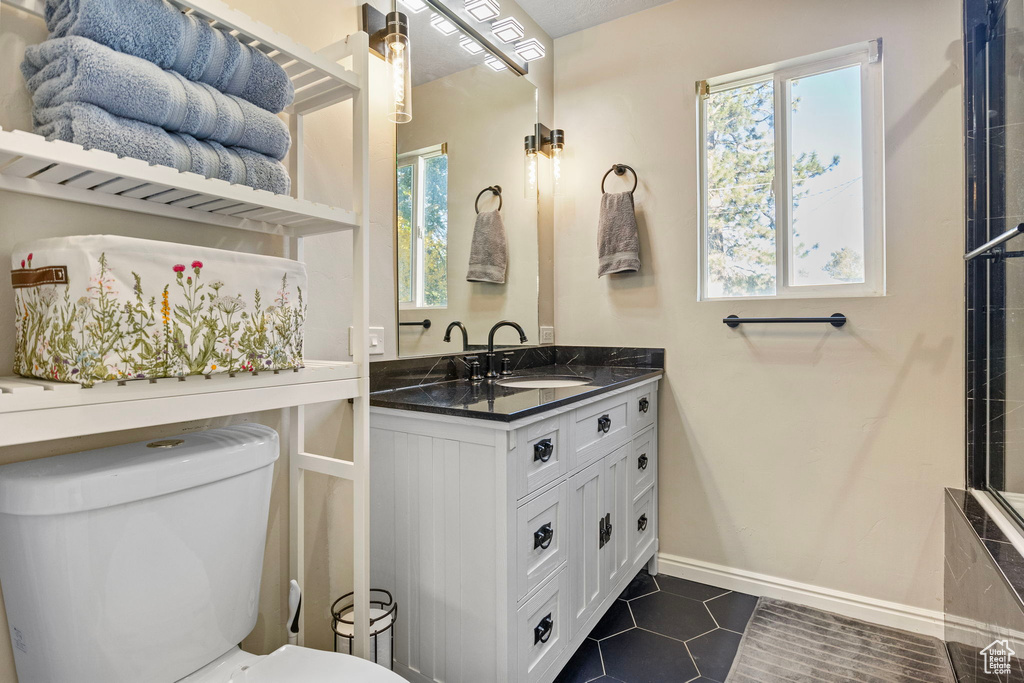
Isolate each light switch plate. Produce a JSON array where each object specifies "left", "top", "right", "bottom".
[
  {"left": 349, "top": 326, "right": 386, "bottom": 356},
  {"left": 540, "top": 326, "right": 555, "bottom": 344}
]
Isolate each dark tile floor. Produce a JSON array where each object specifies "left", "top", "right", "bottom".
[{"left": 554, "top": 570, "right": 758, "bottom": 683}]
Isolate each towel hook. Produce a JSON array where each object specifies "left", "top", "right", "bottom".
[
  {"left": 602, "top": 164, "right": 638, "bottom": 195},
  {"left": 475, "top": 185, "right": 503, "bottom": 213}
]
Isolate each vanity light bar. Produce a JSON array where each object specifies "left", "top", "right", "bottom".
[
  {"left": 514, "top": 38, "right": 545, "bottom": 62},
  {"left": 485, "top": 55, "right": 508, "bottom": 71},
  {"left": 460, "top": 34, "right": 485, "bottom": 55},
  {"left": 399, "top": 0, "right": 428, "bottom": 12},
  {"left": 490, "top": 16, "right": 524, "bottom": 44},
  {"left": 430, "top": 12, "right": 459, "bottom": 35},
  {"left": 465, "top": 0, "right": 500, "bottom": 22}
]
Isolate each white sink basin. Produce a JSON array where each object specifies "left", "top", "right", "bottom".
[{"left": 495, "top": 375, "right": 593, "bottom": 389}]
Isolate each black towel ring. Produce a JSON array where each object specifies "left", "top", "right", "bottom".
[
  {"left": 601, "top": 164, "right": 638, "bottom": 195},
  {"left": 475, "top": 185, "right": 502, "bottom": 213}
]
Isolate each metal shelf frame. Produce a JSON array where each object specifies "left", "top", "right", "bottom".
[{"left": 0, "top": 0, "right": 374, "bottom": 659}]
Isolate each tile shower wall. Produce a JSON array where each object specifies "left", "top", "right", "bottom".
[{"left": 945, "top": 489, "right": 1024, "bottom": 682}]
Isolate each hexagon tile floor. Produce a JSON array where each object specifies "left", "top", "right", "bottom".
[{"left": 553, "top": 569, "right": 759, "bottom": 683}]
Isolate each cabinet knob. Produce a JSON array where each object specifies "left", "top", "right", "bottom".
[
  {"left": 639, "top": 397, "right": 650, "bottom": 413},
  {"left": 534, "top": 438, "right": 554, "bottom": 463},
  {"left": 534, "top": 613, "right": 554, "bottom": 644},
  {"left": 533, "top": 523, "right": 554, "bottom": 550},
  {"left": 638, "top": 514, "right": 648, "bottom": 532},
  {"left": 638, "top": 453, "right": 649, "bottom": 470},
  {"left": 597, "top": 415, "right": 611, "bottom": 434}
]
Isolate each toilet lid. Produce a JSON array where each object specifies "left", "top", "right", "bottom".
[{"left": 230, "top": 645, "right": 404, "bottom": 682}]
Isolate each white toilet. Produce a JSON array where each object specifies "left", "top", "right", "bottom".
[{"left": 0, "top": 424, "right": 403, "bottom": 683}]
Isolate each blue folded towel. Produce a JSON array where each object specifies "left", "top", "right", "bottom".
[
  {"left": 22, "top": 37, "right": 290, "bottom": 160},
  {"left": 35, "top": 102, "right": 291, "bottom": 195},
  {"left": 44, "top": 0, "right": 294, "bottom": 113}
]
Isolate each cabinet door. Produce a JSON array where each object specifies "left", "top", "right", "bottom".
[
  {"left": 603, "top": 443, "right": 632, "bottom": 594},
  {"left": 568, "top": 460, "right": 604, "bottom": 636}
]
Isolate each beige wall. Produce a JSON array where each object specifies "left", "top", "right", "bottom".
[
  {"left": 552, "top": 0, "right": 964, "bottom": 614},
  {"left": 0, "top": 0, "right": 395, "bottom": 679},
  {"left": 398, "top": 66, "right": 540, "bottom": 356}
]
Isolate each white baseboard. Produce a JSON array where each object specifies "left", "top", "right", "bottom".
[{"left": 657, "top": 552, "right": 945, "bottom": 639}]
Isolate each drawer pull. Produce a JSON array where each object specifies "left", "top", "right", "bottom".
[
  {"left": 534, "top": 614, "right": 554, "bottom": 644},
  {"left": 638, "top": 514, "right": 648, "bottom": 532},
  {"left": 639, "top": 397, "right": 650, "bottom": 413},
  {"left": 638, "top": 453, "right": 649, "bottom": 470},
  {"left": 534, "top": 438, "right": 554, "bottom": 463},
  {"left": 599, "top": 512, "right": 613, "bottom": 548},
  {"left": 533, "top": 523, "right": 554, "bottom": 550},
  {"left": 597, "top": 415, "right": 611, "bottom": 433}
]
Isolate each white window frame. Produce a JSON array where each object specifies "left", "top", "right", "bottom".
[
  {"left": 398, "top": 143, "right": 448, "bottom": 310},
  {"left": 697, "top": 39, "right": 885, "bottom": 301}
]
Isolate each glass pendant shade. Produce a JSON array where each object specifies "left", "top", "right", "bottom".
[
  {"left": 551, "top": 146, "right": 563, "bottom": 196},
  {"left": 524, "top": 135, "right": 538, "bottom": 199},
  {"left": 386, "top": 12, "right": 412, "bottom": 124}
]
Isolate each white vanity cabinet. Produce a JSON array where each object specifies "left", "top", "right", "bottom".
[{"left": 369, "top": 377, "right": 660, "bottom": 683}]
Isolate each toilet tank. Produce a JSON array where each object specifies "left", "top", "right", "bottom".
[{"left": 0, "top": 424, "right": 280, "bottom": 683}]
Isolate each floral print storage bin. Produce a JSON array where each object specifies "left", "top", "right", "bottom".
[{"left": 12, "top": 235, "right": 306, "bottom": 387}]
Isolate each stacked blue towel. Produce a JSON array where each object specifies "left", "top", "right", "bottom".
[
  {"left": 23, "top": 37, "right": 291, "bottom": 160},
  {"left": 44, "top": 0, "right": 293, "bottom": 113},
  {"left": 22, "top": 0, "right": 296, "bottom": 195},
  {"left": 36, "top": 103, "right": 291, "bottom": 195}
]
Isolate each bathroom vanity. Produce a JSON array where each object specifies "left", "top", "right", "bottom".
[{"left": 369, "top": 347, "right": 662, "bottom": 683}]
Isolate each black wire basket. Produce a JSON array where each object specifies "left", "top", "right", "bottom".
[{"left": 330, "top": 589, "right": 397, "bottom": 670}]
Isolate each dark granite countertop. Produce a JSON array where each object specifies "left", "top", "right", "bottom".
[{"left": 370, "top": 363, "right": 662, "bottom": 423}]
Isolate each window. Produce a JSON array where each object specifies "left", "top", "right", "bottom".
[
  {"left": 398, "top": 145, "right": 448, "bottom": 308},
  {"left": 698, "top": 40, "right": 884, "bottom": 300}
]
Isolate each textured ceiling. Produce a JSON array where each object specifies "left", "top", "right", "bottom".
[{"left": 514, "top": 0, "right": 676, "bottom": 38}]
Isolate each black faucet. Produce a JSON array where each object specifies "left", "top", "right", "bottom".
[
  {"left": 443, "top": 321, "right": 470, "bottom": 351},
  {"left": 486, "top": 320, "right": 529, "bottom": 378}
]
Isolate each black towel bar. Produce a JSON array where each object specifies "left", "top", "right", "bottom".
[
  {"left": 724, "top": 314, "right": 847, "bottom": 328},
  {"left": 400, "top": 319, "right": 432, "bottom": 329}
]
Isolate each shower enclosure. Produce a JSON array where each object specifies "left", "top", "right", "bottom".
[{"left": 965, "top": 0, "right": 1024, "bottom": 523}]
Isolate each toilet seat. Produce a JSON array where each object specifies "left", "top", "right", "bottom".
[{"left": 179, "top": 645, "right": 405, "bottom": 683}]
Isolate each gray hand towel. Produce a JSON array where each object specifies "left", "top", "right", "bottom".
[
  {"left": 22, "top": 37, "right": 291, "bottom": 160},
  {"left": 467, "top": 209, "right": 507, "bottom": 284},
  {"left": 34, "top": 102, "right": 291, "bottom": 195},
  {"left": 598, "top": 191, "right": 641, "bottom": 277},
  {"left": 44, "top": 0, "right": 294, "bottom": 113}
]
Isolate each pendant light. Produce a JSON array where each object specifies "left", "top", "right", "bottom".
[
  {"left": 385, "top": 9, "right": 412, "bottom": 124},
  {"left": 524, "top": 134, "right": 539, "bottom": 199}
]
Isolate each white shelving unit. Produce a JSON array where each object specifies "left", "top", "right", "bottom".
[{"left": 0, "top": 0, "right": 374, "bottom": 659}]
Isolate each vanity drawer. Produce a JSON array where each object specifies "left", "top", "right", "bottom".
[
  {"left": 631, "top": 486, "right": 656, "bottom": 566},
  {"left": 517, "top": 482, "right": 567, "bottom": 601},
  {"left": 516, "top": 416, "right": 567, "bottom": 499},
  {"left": 571, "top": 394, "right": 630, "bottom": 470},
  {"left": 516, "top": 568, "right": 568, "bottom": 683},
  {"left": 630, "top": 426, "right": 656, "bottom": 502},
  {"left": 631, "top": 384, "right": 657, "bottom": 433}
]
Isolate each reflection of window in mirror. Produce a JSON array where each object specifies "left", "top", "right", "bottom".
[{"left": 398, "top": 144, "right": 449, "bottom": 309}]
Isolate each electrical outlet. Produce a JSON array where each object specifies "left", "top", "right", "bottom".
[
  {"left": 349, "top": 326, "right": 386, "bottom": 356},
  {"left": 540, "top": 326, "right": 555, "bottom": 344}
]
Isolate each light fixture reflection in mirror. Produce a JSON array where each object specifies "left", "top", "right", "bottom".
[
  {"left": 524, "top": 134, "right": 538, "bottom": 200},
  {"left": 386, "top": 11, "right": 412, "bottom": 124}
]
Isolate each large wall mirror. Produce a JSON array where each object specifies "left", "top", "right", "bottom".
[{"left": 394, "top": 7, "right": 539, "bottom": 358}]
